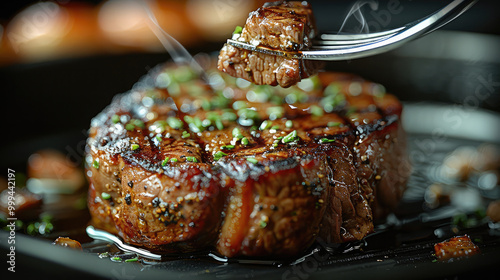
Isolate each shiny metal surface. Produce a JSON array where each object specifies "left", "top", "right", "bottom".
[{"left": 227, "top": 0, "right": 476, "bottom": 61}]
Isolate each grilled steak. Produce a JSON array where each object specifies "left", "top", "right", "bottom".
[
  {"left": 86, "top": 63, "right": 410, "bottom": 258},
  {"left": 218, "top": 1, "right": 322, "bottom": 88}
]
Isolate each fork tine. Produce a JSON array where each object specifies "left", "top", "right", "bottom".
[
  {"left": 319, "top": 27, "right": 405, "bottom": 41},
  {"left": 314, "top": 33, "right": 396, "bottom": 46}
]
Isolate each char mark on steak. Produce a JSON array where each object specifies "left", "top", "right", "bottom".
[{"left": 85, "top": 62, "right": 410, "bottom": 258}]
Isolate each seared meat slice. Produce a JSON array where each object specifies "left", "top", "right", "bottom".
[
  {"left": 240, "top": 1, "right": 317, "bottom": 51},
  {"left": 218, "top": 1, "right": 321, "bottom": 87},
  {"left": 218, "top": 44, "right": 321, "bottom": 88},
  {"left": 86, "top": 62, "right": 409, "bottom": 258},
  {"left": 216, "top": 147, "right": 330, "bottom": 257}
]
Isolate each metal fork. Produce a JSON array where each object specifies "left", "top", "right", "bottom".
[{"left": 227, "top": 0, "right": 476, "bottom": 61}]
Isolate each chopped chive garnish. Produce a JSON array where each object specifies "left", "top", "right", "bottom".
[
  {"left": 232, "top": 127, "right": 243, "bottom": 139},
  {"left": 182, "top": 131, "right": 190, "bottom": 138},
  {"left": 125, "top": 257, "right": 139, "bottom": 263},
  {"left": 259, "top": 220, "right": 267, "bottom": 228},
  {"left": 101, "top": 192, "right": 111, "bottom": 200},
  {"left": 241, "top": 137, "right": 249, "bottom": 146},
  {"left": 213, "top": 151, "right": 227, "bottom": 161},
  {"left": 167, "top": 117, "right": 183, "bottom": 130},
  {"left": 186, "top": 156, "right": 198, "bottom": 162},
  {"left": 170, "top": 158, "right": 178, "bottom": 162},
  {"left": 155, "top": 134, "right": 163, "bottom": 142},
  {"left": 267, "top": 106, "right": 284, "bottom": 120},
  {"left": 259, "top": 120, "right": 271, "bottom": 130},
  {"left": 131, "top": 144, "right": 139, "bottom": 150},
  {"left": 310, "top": 105, "right": 324, "bottom": 117},
  {"left": 111, "top": 256, "right": 122, "bottom": 262},
  {"left": 222, "top": 145, "right": 235, "bottom": 150},
  {"left": 246, "top": 157, "right": 258, "bottom": 164},
  {"left": 233, "top": 25, "right": 243, "bottom": 35},
  {"left": 327, "top": 121, "right": 341, "bottom": 127},
  {"left": 215, "top": 119, "right": 224, "bottom": 130},
  {"left": 319, "top": 138, "right": 336, "bottom": 144},
  {"left": 270, "top": 125, "right": 280, "bottom": 130},
  {"left": 131, "top": 119, "right": 144, "bottom": 128},
  {"left": 92, "top": 159, "right": 99, "bottom": 169},
  {"left": 285, "top": 120, "right": 293, "bottom": 128},
  {"left": 111, "top": 114, "right": 120, "bottom": 124},
  {"left": 161, "top": 157, "right": 170, "bottom": 166},
  {"left": 125, "top": 123, "right": 135, "bottom": 131},
  {"left": 282, "top": 130, "right": 298, "bottom": 144}
]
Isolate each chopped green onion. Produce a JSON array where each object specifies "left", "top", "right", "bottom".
[
  {"left": 213, "top": 151, "right": 227, "bottom": 161},
  {"left": 161, "top": 157, "right": 170, "bottom": 166},
  {"left": 182, "top": 131, "right": 190, "bottom": 138},
  {"left": 246, "top": 157, "right": 258, "bottom": 164},
  {"left": 131, "top": 119, "right": 144, "bottom": 128},
  {"left": 267, "top": 106, "right": 284, "bottom": 120},
  {"left": 125, "top": 123, "right": 135, "bottom": 131},
  {"left": 166, "top": 117, "right": 183, "bottom": 130},
  {"left": 327, "top": 122, "right": 341, "bottom": 127},
  {"left": 282, "top": 130, "right": 298, "bottom": 144},
  {"left": 170, "top": 158, "right": 178, "bottom": 163},
  {"left": 232, "top": 127, "right": 243, "bottom": 139},
  {"left": 125, "top": 257, "right": 139, "bottom": 263},
  {"left": 215, "top": 119, "right": 224, "bottom": 130},
  {"left": 111, "top": 114, "right": 120, "bottom": 124},
  {"left": 270, "top": 125, "right": 280, "bottom": 130},
  {"left": 233, "top": 25, "right": 243, "bottom": 35},
  {"left": 259, "top": 120, "right": 271, "bottom": 130},
  {"left": 259, "top": 220, "right": 267, "bottom": 228},
  {"left": 101, "top": 192, "right": 111, "bottom": 200},
  {"left": 155, "top": 134, "right": 163, "bottom": 142},
  {"left": 285, "top": 120, "right": 293, "bottom": 128},
  {"left": 92, "top": 159, "right": 99, "bottom": 169},
  {"left": 186, "top": 156, "right": 198, "bottom": 163},
  {"left": 310, "top": 105, "right": 324, "bottom": 117},
  {"left": 131, "top": 144, "right": 140, "bottom": 150},
  {"left": 111, "top": 256, "right": 122, "bottom": 262},
  {"left": 319, "top": 138, "right": 336, "bottom": 144},
  {"left": 241, "top": 137, "right": 249, "bottom": 146},
  {"left": 222, "top": 145, "right": 235, "bottom": 150}
]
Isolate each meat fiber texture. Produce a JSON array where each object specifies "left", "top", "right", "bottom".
[
  {"left": 86, "top": 63, "right": 411, "bottom": 258},
  {"left": 218, "top": 1, "right": 322, "bottom": 88}
]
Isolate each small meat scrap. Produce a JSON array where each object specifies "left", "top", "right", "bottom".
[
  {"left": 53, "top": 237, "right": 82, "bottom": 250},
  {"left": 218, "top": 1, "right": 322, "bottom": 88},
  {"left": 434, "top": 235, "right": 480, "bottom": 261}
]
